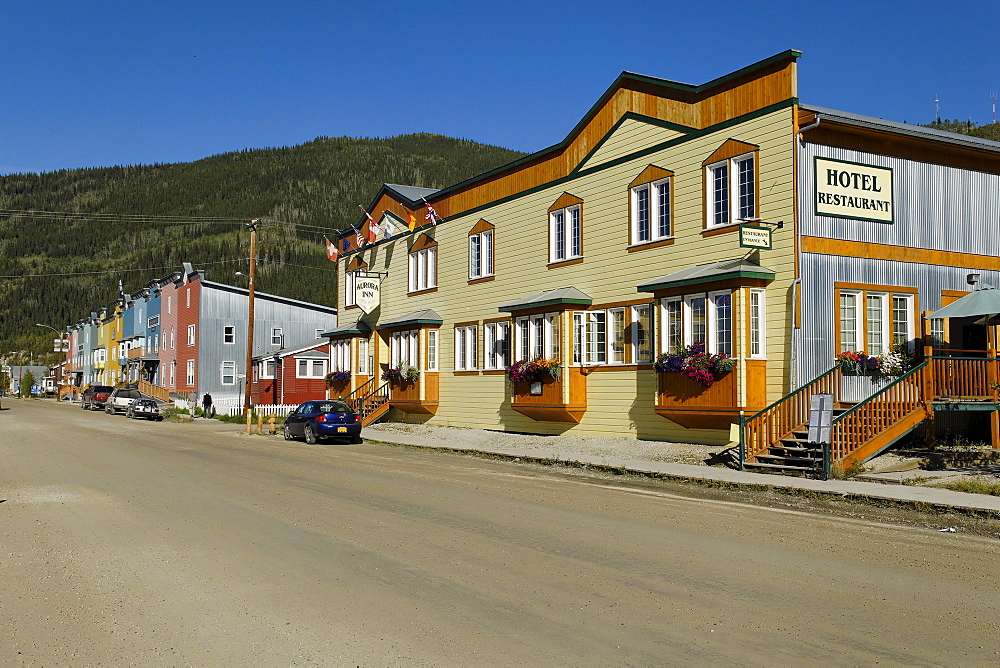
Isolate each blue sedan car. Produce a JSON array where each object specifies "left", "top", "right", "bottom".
[{"left": 283, "top": 400, "right": 363, "bottom": 444}]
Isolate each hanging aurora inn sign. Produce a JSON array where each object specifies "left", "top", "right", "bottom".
[
  {"left": 814, "top": 157, "right": 893, "bottom": 224},
  {"left": 355, "top": 274, "right": 382, "bottom": 314}
]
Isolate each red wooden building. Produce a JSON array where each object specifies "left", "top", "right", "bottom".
[{"left": 251, "top": 339, "right": 330, "bottom": 406}]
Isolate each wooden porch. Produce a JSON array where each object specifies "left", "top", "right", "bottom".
[{"left": 743, "top": 347, "right": 1000, "bottom": 475}]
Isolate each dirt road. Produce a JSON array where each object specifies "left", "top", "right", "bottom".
[{"left": 1, "top": 400, "right": 998, "bottom": 665}]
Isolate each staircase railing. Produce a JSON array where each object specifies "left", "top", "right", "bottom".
[
  {"left": 829, "top": 361, "right": 930, "bottom": 463},
  {"left": 742, "top": 364, "right": 843, "bottom": 467},
  {"left": 341, "top": 377, "right": 391, "bottom": 424},
  {"left": 341, "top": 377, "right": 375, "bottom": 411},
  {"left": 137, "top": 381, "right": 171, "bottom": 403}
]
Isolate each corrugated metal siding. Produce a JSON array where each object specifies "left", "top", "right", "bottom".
[
  {"left": 800, "top": 143, "right": 1000, "bottom": 253},
  {"left": 197, "top": 285, "right": 337, "bottom": 401},
  {"left": 796, "top": 142, "right": 1000, "bottom": 386}
]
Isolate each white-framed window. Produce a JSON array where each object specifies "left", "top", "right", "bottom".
[
  {"left": 484, "top": 322, "right": 510, "bottom": 370},
  {"left": 167, "top": 295, "right": 172, "bottom": 314},
  {"left": 345, "top": 270, "right": 359, "bottom": 307},
  {"left": 221, "top": 361, "right": 236, "bottom": 385},
  {"left": 186, "top": 290, "right": 191, "bottom": 308},
  {"left": 170, "top": 327, "right": 175, "bottom": 350},
  {"left": 608, "top": 307, "right": 626, "bottom": 364},
  {"left": 296, "top": 358, "right": 328, "bottom": 378},
  {"left": 631, "top": 178, "right": 671, "bottom": 245},
  {"left": 514, "top": 313, "right": 560, "bottom": 361},
  {"left": 170, "top": 361, "right": 176, "bottom": 387},
  {"left": 331, "top": 340, "right": 350, "bottom": 373},
  {"left": 426, "top": 330, "right": 438, "bottom": 371},
  {"left": 187, "top": 324, "right": 196, "bottom": 347},
  {"left": 186, "top": 359, "right": 194, "bottom": 386},
  {"left": 631, "top": 304, "right": 653, "bottom": 363},
  {"left": 455, "top": 325, "right": 478, "bottom": 371},
  {"left": 408, "top": 247, "right": 438, "bottom": 292},
  {"left": 223, "top": 325, "right": 236, "bottom": 344},
  {"left": 839, "top": 288, "right": 914, "bottom": 354},
  {"left": 749, "top": 289, "right": 766, "bottom": 359},
  {"left": 358, "top": 338, "right": 370, "bottom": 375},
  {"left": 549, "top": 204, "right": 582, "bottom": 263},
  {"left": 706, "top": 153, "right": 755, "bottom": 227},
  {"left": 661, "top": 291, "right": 737, "bottom": 356},
  {"left": 316, "top": 329, "right": 324, "bottom": 339},
  {"left": 390, "top": 330, "right": 419, "bottom": 368},
  {"left": 469, "top": 229, "right": 494, "bottom": 280},
  {"left": 259, "top": 359, "right": 276, "bottom": 379},
  {"left": 271, "top": 328, "right": 283, "bottom": 347}
]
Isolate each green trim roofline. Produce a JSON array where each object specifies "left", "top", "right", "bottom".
[
  {"left": 339, "top": 99, "right": 797, "bottom": 261},
  {"left": 350, "top": 50, "right": 802, "bottom": 229}
]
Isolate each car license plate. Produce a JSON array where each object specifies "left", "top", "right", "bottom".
[{"left": 337, "top": 427, "right": 347, "bottom": 432}]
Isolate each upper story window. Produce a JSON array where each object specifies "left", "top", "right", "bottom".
[
  {"left": 271, "top": 328, "right": 283, "bottom": 347},
  {"left": 344, "top": 256, "right": 367, "bottom": 308},
  {"left": 186, "top": 290, "right": 191, "bottom": 308},
  {"left": 629, "top": 166, "right": 674, "bottom": 246},
  {"left": 187, "top": 324, "right": 196, "bottom": 346},
  {"left": 223, "top": 325, "right": 236, "bottom": 344},
  {"left": 703, "top": 140, "right": 758, "bottom": 228},
  {"left": 221, "top": 361, "right": 236, "bottom": 385},
  {"left": 468, "top": 220, "right": 495, "bottom": 281},
  {"left": 548, "top": 193, "right": 583, "bottom": 264},
  {"left": 408, "top": 234, "right": 438, "bottom": 293}
]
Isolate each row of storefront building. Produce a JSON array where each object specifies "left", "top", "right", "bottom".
[{"left": 59, "top": 50, "right": 1000, "bottom": 469}]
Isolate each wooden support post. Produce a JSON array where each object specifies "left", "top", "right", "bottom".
[{"left": 244, "top": 219, "right": 258, "bottom": 436}]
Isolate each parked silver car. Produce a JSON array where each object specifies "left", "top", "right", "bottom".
[{"left": 105, "top": 388, "right": 143, "bottom": 414}]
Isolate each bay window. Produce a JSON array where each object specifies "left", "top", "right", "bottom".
[
  {"left": 331, "top": 340, "right": 350, "bottom": 373},
  {"left": 390, "top": 329, "right": 419, "bottom": 368},
  {"left": 661, "top": 290, "right": 738, "bottom": 356},
  {"left": 514, "top": 313, "right": 560, "bottom": 361}
]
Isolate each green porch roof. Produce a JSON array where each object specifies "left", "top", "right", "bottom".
[
  {"left": 379, "top": 309, "right": 444, "bottom": 329},
  {"left": 636, "top": 258, "right": 775, "bottom": 292},
  {"left": 498, "top": 287, "right": 593, "bottom": 313}
]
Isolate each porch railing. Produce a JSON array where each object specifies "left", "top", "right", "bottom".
[
  {"left": 742, "top": 364, "right": 843, "bottom": 466},
  {"left": 930, "top": 355, "right": 1000, "bottom": 400},
  {"left": 829, "top": 361, "right": 930, "bottom": 463}
]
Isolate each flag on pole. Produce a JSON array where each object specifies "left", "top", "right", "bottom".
[
  {"left": 324, "top": 237, "right": 338, "bottom": 262},
  {"left": 408, "top": 212, "right": 417, "bottom": 232},
  {"left": 423, "top": 198, "right": 442, "bottom": 226},
  {"left": 359, "top": 206, "right": 378, "bottom": 244},
  {"left": 341, "top": 233, "right": 351, "bottom": 252},
  {"left": 383, "top": 218, "right": 397, "bottom": 240}
]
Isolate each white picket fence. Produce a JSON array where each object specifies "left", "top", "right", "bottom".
[{"left": 223, "top": 403, "right": 298, "bottom": 417}]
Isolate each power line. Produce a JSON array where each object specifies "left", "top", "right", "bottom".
[{"left": 0, "top": 208, "right": 249, "bottom": 223}]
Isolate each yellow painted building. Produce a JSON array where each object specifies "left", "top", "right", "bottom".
[
  {"left": 329, "top": 50, "right": 1000, "bottom": 467},
  {"left": 330, "top": 51, "right": 800, "bottom": 445}
]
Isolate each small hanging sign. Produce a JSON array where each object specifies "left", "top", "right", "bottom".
[
  {"left": 355, "top": 274, "right": 382, "bottom": 314},
  {"left": 739, "top": 224, "right": 772, "bottom": 249}
]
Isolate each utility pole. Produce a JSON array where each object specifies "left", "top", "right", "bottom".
[{"left": 244, "top": 219, "right": 258, "bottom": 435}]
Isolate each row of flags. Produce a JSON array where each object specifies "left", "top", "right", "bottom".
[{"left": 323, "top": 199, "right": 442, "bottom": 263}]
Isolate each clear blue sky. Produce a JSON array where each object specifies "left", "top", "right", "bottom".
[{"left": 3, "top": 0, "right": 997, "bottom": 175}]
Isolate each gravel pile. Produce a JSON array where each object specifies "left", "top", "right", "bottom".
[{"left": 369, "top": 422, "right": 723, "bottom": 466}]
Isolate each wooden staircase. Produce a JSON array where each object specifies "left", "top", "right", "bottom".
[
  {"left": 343, "top": 378, "right": 392, "bottom": 426},
  {"left": 743, "top": 362, "right": 933, "bottom": 475}
]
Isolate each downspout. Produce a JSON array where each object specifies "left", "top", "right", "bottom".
[{"left": 797, "top": 115, "right": 822, "bottom": 143}]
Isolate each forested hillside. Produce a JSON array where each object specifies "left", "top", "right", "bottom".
[
  {"left": 925, "top": 119, "right": 1000, "bottom": 142},
  {"left": 0, "top": 134, "right": 526, "bottom": 361}
]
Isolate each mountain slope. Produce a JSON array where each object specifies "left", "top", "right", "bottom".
[{"left": 0, "top": 134, "right": 526, "bottom": 359}]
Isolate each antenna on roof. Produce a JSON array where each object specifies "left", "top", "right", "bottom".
[
  {"left": 992, "top": 91, "right": 997, "bottom": 124},
  {"left": 935, "top": 93, "right": 940, "bottom": 124}
]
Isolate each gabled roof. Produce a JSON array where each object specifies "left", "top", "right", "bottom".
[
  {"left": 385, "top": 184, "right": 439, "bottom": 203},
  {"left": 252, "top": 337, "right": 328, "bottom": 362},
  {"left": 200, "top": 280, "right": 337, "bottom": 315},
  {"left": 498, "top": 287, "right": 592, "bottom": 313},
  {"left": 637, "top": 258, "right": 775, "bottom": 292}
]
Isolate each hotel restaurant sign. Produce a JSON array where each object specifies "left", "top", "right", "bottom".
[
  {"left": 355, "top": 274, "right": 382, "bottom": 314},
  {"left": 814, "top": 157, "right": 893, "bottom": 224}
]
